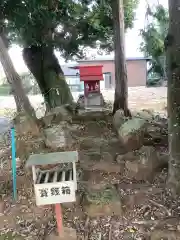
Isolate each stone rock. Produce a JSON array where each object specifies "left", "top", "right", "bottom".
[
  {"left": 118, "top": 118, "right": 146, "bottom": 151},
  {"left": 146, "top": 124, "right": 162, "bottom": 139},
  {"left": 15, "top": 116, "right": 40, "bottom": 137},
  {"left": 76, "top": 109, "right": 111, "bottom": 123},
  {"left": 159, "top": 153, "right": 168, "bottom": 166},
  {"left": 44, "top": 123, "right": 72, "bottom": 149},
  {"left": 79, "top": 137, "right": 108, "bottom": 151},
  {"left": 42, "top": 105, "right": 72, "bottom": 127},
  {"left": 101, "top": 152, "right": 114, "bottom": 162},
  {"left": 146, "top": 122, "right": 168, "bottom": 144},
  {"left": 116, "top": 154, "right": 124, "bottom": 163},
  {"left": 68, "top": 124, "right": 80, "bottom": 132},
  {"left": 52, "top": 105, "right": 72, "bottom": 121},
  {"left": 125, "top": 146, "right": 163, "bottom": 181},
  {"left": 84, "top": 121, "right": 105, "bottom": 136},
  {"left": 79, "top": 136, "right": 125, "bottom": 165},
  {"left": 81, "top": 160, "right": 123, "bottom": 173},
  {"left": 45, "top": 227, "right": 76, "bottom": 240},
  {"left": 42, "top": 114, "right": 54, "bottom": 127},
  {"left": 107, "top": 137, "right": 126, "bottom": 156},
  {"left": 84, "top": 186, "right": 122, "bottom": 217},
  {"left": 116, "top": 151, "right": 137, "bottom": 164},
  {"left": 0, "top": 201, "right": 5, "bottom": 216},
  {"left": 113, "top": 109, "right": 127, "bottom": 130},
  {"left": 83, "top": 150, "right": 101, "bottom": 161},
  {"left": 80, "top": 150, "right": 122, "bottom": 173},
  {"left": 80, "top": 170, "right": 124, "bottom": 190},
  {"left": 132, "top": 109, "right": 154, "bottom": 120}
]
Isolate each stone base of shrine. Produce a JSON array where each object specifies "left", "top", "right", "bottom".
[
  {"left": 85, "top": 107, "right": 104, "bottom": 112},
  {"left": 84, "top": 92, "right": 104, "bottom": 111}
]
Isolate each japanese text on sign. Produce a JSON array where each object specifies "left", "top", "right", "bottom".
[
  {"left": 34, "top": 182, "right": 75, "bottom": 206},
  {"left": 38, "top": 186, "right": 71, "bottom": 198}
]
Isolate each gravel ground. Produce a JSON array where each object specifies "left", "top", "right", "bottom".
[{"left": 0, "top": 86, "right": 167, "bottom": 118}]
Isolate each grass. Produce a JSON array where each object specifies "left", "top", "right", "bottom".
[
  {"left": 0, "top": 233, "right": 24, "bottom": 240},
  {"left": 86, "top": 186, "right": 119, "bottom": 205}
]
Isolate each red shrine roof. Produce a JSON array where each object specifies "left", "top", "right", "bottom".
[{"left": 71, "top": 65, "right": 104, "bottom": 81}]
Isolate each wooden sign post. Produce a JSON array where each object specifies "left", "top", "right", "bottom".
[{"left": 26, "top": 151, "right": 78, "bottom": 239}]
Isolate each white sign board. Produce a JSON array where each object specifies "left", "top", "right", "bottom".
[{"left": 34, "top": 181, "right": 75, "bottom": 206}]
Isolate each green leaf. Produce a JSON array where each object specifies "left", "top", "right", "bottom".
[
  {"left": 0, "top": 0, "right": 139, "bottom": 59},
  {"left": 140, "top": 4, "right": 168, "bottom": 77}
]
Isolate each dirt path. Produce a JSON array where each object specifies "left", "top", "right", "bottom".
[
  {"left": 0, "top": 87, "right": 167, "bottom": 118},
  {"left": 103, "top": 87, "right": 167, "bottom": 113}
]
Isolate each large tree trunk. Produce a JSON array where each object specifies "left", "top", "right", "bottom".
[
  {"left": 22, "top": 46, "right": 73, "bottom": 111},
  {"left": 0, "top": 33, "right": 23, "bottom": 112},
  {"left": 14, "top": 94, "right": 23, "bottom": 112},
  {"left": 0, "top": 35, "right": 36, "bottom": 118},
  {"left": 166, "top": 0, "right": 180, "bottom": 195},
  {"left": 112, "top": 0, "right": 131, "bottom": 117}
]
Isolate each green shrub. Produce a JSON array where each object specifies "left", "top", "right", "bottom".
[{"left": 147, "top": 77, "right": 161, "bottom": 86}]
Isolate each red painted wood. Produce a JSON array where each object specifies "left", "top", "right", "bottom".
[
  {"left": 55, "top": 204, "right": 63, "bottom": 235},
  {"left": 73, "top": 65, "right": 104, "bottom": 81},
  {"left": 84, "top": 81, "right": 100, "bottom": 96}
]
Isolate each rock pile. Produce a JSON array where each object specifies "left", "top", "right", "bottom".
[{"left": 113, "top": 109, "right": 168, "bottom": 181}]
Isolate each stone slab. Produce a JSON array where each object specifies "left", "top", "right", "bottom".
[
  {"left": 84, "top": 186, "right": 122, "bottom": 217},
  {"left": 26, "top": 151, "right": 78, "bottom": 167},
  {"left": 84, "top": 93, "right": 104, "bottom": 108}
]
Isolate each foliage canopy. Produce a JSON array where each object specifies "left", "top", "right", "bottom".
[
  {"left": 140, "top": 4, "right": 168, "bottom": 78},
  {"left": 1, "top": 0, "right": 138, "bottom": 59}
]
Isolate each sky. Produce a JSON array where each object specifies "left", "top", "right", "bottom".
[{"left": 1, "top": 0, "right": 168, "bottom": 76}]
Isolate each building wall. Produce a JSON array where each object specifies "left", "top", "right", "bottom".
[
  {"left": 78, "top": 59, "right": 147, "bottom": 88},
  {"left": 126, "top": 60, "right": 147, "bottom": 87},
  {"left": 65, "top": 76, "right": 83, "bottom": 92}
]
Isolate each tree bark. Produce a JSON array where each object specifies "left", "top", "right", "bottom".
[
  {"left": 111, "top": 0, "right": 131, "bottom": 117},
  {"left": 22, "top": 46, "right": 73, "bottom": 111},
  {"left": 0, "top": 33, "right": 23, "bottom": 112},
  {"left": 0, "top": 35, "right": 36, "bottom": 118},
  {"left": 166, "top": 0, "right": 180, "bottom": 195},
  {"left": 14, "top": 94, "right": 23, "bottom": 112}
]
